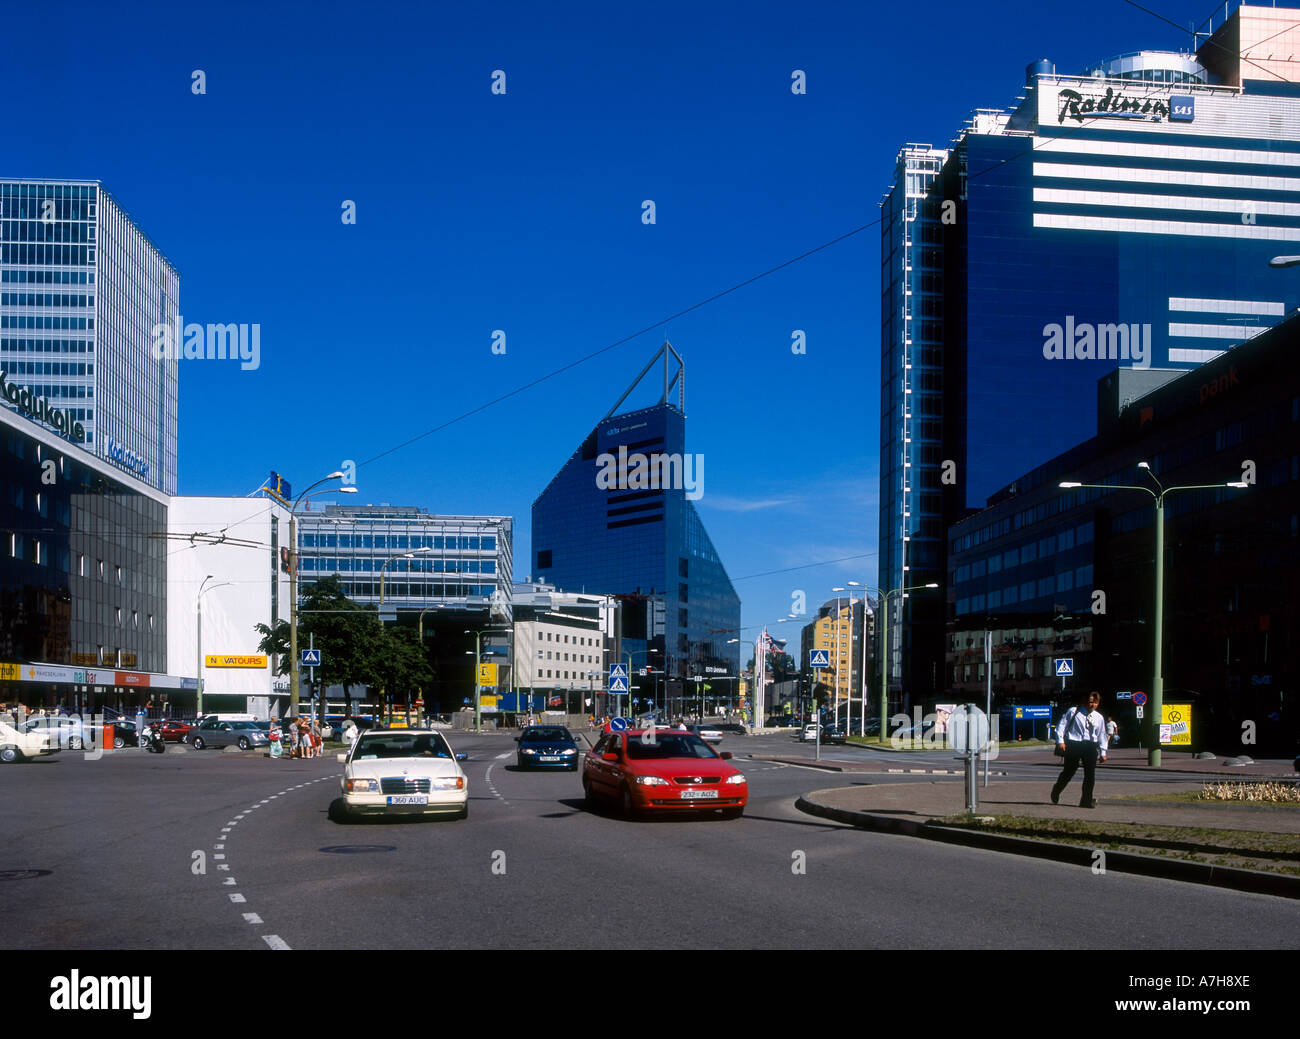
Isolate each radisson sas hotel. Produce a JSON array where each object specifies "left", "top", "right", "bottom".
[{"left": 0, "top": 179, "right": 514, "bottom": 719}]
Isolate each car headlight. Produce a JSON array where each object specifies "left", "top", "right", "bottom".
[
  {"left": 561, "top": 748, "right": 577, "bottom": 756},
  {"left": 345, "top": 777, "right": 379, "bottom": 793},
  {"left": 520, "top": 748, "right": 537, "bottom": 755},
  {"left": 724, "top": 774, "right": 747, "bottom": 785},
  {"left": 634, "top": 775, "right": 669, "bottom": 786},
  {"left": 431, "top": 776, "right": 465, "bottom": 790}
]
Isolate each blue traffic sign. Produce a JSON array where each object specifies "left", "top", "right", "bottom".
[
  {"left": 1054, "top": 658, "right": 1073, "bottom": 677},
  {"left": 301, "top": 649, "right": 321, "bottom": 667},
  {"left": 1133, "top": 691, "right": 1148, "bottom": 707},
  {"left": 608, "top": 663, "right": 629, "bottom": 693},
  {"left": 809, "top": 649, "right": 830, "bottom": 669},
  {"left": 609, "top": 717, "right": 629, "bottom": 731}
]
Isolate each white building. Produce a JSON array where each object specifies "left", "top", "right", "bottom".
[
  {"left": 512, "top": 581, "right": 615, "bottom": 713},
  {"left": 167, "top": 494, "right": 293, "bottom": 716}
]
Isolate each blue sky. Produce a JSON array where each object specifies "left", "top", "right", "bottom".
[{"left": 8, "top": 0, "right": 1204, "bottom": 637}]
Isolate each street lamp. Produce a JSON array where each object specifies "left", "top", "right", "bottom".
[
  {"left": 868, "top": 582, "right": 939, "bottom": 741},
  {"left": 380, "top": 547, "right": 432, "bottom": 605},
  {"left": 289, "top": 473, "right": 358, "bottom": 718},
  {"left": 1059, "top": 464, "right": 1248, "bottom": 765},
  {"left": 196, "top": 576, "right": 232, "bottom": 717}
]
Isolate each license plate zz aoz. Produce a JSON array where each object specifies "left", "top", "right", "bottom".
[
  {"left": 680, "top": 789, "right": 718, "bottom": 800},
  {"left": 540, "top": 756, "right": 561, "bottom": 762},
  {"left": 387, "top": 794, "right": 428, "bottom": 805}
]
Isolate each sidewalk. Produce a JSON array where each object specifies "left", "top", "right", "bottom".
[{"left": 791, "top": 753, "right": 1300, "bottom": 900}]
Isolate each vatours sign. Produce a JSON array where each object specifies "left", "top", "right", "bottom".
[{"left": 0, "top": 370, "right": 85, "bottom": 442}]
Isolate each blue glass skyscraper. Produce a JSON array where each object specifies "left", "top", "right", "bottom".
[
  {"left": 880, "top": 4, "right": 1300, "bottom": 707},
  {"left": 532, "top": 344, "right": 740, "bottom": 691}
]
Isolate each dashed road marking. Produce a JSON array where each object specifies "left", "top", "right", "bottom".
[
  {"left": 243, "top": 913, "right": 263, "bottom": 925},
  {"left": 262, "top": 935, "right": 290, "bottom": 950},
  {"left": 495, "top": 752, "right": 511, "bottom": 759},
  {"left": 230, "top": 893, "right": 246, "bottom": 903},
  {"left": 223, "top": 878, "right": 236, "bottom": 885}
]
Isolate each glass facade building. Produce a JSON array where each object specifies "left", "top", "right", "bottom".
[
  {"left": 296, "top": 505, "right": 513, "bottom": 612},
  {"left": 0, "top": 180, "right": 180, "bottom": 495},
  {"left": 880, "top": 12, "right": 1300, "bottom": 706},
  {"left": 1, "top": 404, "right": 169, "bottom": 711},
  {"left": 531, "top": 362, "right": 740, "bottom": 689},
  {"left": 947, "top": 313, "right": 1299, "bottom": 753}
]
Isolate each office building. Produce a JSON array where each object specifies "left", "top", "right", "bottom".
[
  {"left": 1, "top": 180, "right": 180, "bottom": 495},
  {"left": 947, "top": 312, "right": 1299, "bottom": 752},
  {"left": 511, "top": 580, "right": 615, "bottom": 715},
  {"left": 531, "top": 344, "right": 741, "bottom": 697},
  {"left": 879, "top": 3, "right": 1300, "bottom": 709},
  {"left": 801, "top": 597, "right": 874, "bottom": 725}
]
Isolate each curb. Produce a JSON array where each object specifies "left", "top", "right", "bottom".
[
  {"left": 795, "top": 795, "right": 1300, "bottom": 901},
  {"left": 756, "top": 755, "right": 1009, "bottom": 776}
]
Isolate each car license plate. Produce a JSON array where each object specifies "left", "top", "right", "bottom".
[
  {"left": 386, "top": 795, "right": 428, "bottom": 805},
  {"left": 540, "top": 756, "right": 561, "bottom": 762},
  {"left": 680, "top": 789, "right": 718, "bottom": 800}
]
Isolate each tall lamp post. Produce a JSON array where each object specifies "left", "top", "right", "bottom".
[
  {"left": 1060, "top": 465, "right": 1248, "bottom": 765},
  {"left": 196, "top": 576, "right": 231, "bottom": 717},
  {"left": 869, "top": 582, "right": 939, "bottom": 740},
  {"left": 289, "top": 474, "right": 358, "bottom": 719}
]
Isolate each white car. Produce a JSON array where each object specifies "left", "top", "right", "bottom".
[
  {"left": 0, "top": 720, "right": 58, "bottom": 763},
  {"left": 688, "top": 724, "right": 724, "bottom": 744},
  {"left": 337, "top": 729, "right": 469, "bottom": 820},
  {"left": 799, "top": 724, "right": 821, "bottom": 743}
]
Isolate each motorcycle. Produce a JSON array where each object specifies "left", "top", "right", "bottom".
[{"left": 140, "top": 721, "right": 166, "bottom": 754}]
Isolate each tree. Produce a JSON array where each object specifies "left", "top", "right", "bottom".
[
  {"left": 296, "top": 575, "right": 387, "bottom": 717},
  {"left": 373, "top": 626, "right": 433, "bottom": 722},
  {"left": 254, "top": 619, "right": 291, "bottom": 677}
]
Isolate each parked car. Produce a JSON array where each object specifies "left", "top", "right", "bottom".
[
  {"left": 0, "top": 720, "right": 58, "bottom": 763},
  {"left": 514, "top": 725, "right": 581, "bottom": 770},
  {"left": 112, "top": 720, "right": 143, "bottom": 748},
  {"left": 20, "top": 714, "right": 95, "bottom": 751},
  {"left": 158, "top": 719, "right": 194, "bottom": 743},
  {"left": 188, "top": 719, "right": 270, "bottom": 750},
  {"left": 799, "top": 724, "right": 821, "bottom": 743},
  {"left": 336, "top": 729, "right": 469, "bottom": 820},
  {"left": 583, "top": 728, "right": 747, "bottom": 818}
]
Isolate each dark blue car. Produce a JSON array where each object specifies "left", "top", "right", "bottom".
[{"left": 515, "top": 725, "right": 581, "bottom": 770}]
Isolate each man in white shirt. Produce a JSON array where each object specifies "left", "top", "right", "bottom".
[{"left": 1051, "top": 690, "right": 1108, "bottom": 808}]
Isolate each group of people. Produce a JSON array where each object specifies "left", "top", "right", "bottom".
[{"left": 268, "top": 717, "right": 324, "bottom": 759}]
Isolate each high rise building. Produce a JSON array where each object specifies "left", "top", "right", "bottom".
[
  {"left": 0, "top": 180, "right": 180, "bottom": 495},
  {"left": 879, "top": 3, "right": 1300, "bottom": 708},
  {"left": 531, "top": 344, "right": 740, "bottom": 695}
]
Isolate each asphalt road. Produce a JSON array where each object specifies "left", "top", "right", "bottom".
[{"left": 4, "top": 731, "right": 1298, "bottom": 950}]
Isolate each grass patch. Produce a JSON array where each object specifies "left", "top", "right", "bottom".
[
  {"left": 936, "top": 813, "right": 1300, "bottom": 877},
  {"left": 846, "top": 736, "right": 952, "bottom": 751}
]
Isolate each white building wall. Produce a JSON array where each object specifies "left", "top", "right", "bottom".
[{"left": 167, "top": 496, "right": 292, "bottom": 705}]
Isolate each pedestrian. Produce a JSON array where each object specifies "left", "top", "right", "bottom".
[
  {"left": 1106, "top": 716, "right": 1118, "bottom": 748},
  {"left": 268, "top": 716, "right": 282, "bottom": 759},
  {"left": 1050, "top": 690, "right": 1108, "bottom": 808}
]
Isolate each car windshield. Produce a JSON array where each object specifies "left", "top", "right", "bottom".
[
  {"left": 625, "top": 734, "right": 717, "bottom": 760},
  {"left": 354, "top": 733, "right": 452, "bottom": 759},
  {"left": 522, "top": 727, "right": 571, "bottom": 742}
]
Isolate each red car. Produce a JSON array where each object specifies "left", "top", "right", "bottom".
[
  {"left": 583, "top": 728, "right": 748, "bottom": 819},
  {"left": 158, "top": 719, "right": 194, "bottom": 743}
]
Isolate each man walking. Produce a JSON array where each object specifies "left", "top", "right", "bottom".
[{"left": 1051, "top": 690, "right": 1108, "bottom": 808}]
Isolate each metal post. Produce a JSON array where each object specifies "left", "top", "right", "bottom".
[
  {"left": 289, "top": 513, "right": 299, "bottom": 718},
  {"left": 474, "top": 631, "right": 482, "bottom": 734},
  {"left": 196, "top": 595, "right": 203, "bottom": 718},
  {"left": 879, "top": 594, "right": 889, "bottom": 742},
  {"left": 984, "top": 630, "right": 992, "bottom": 788},
  {"left": 966, "top": 703, "right": 978, "bottom": 812},
  {"left": 1150, "top": 495, "right": 1164, "bottom": 767}
]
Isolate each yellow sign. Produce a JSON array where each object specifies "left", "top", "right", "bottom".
[
  {"left": 0, "top": 662, "right": 18, "bottom": 682},
  {"left": 205, "top": 655, "right": 268, "bottom": 669},
  {"left": 478, "top": 662, "right": 498, "bottom": 686},
  {"left": 1159, "top": 703, "right": 1192, "bottom": 746},
  {"left": 481, "top": 695, "right": 500, "bottom": 708}
]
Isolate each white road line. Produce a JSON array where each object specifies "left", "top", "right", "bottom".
[
  {"left": 213, "top": 854, "right": 225, "bottom": 860},
  {"left": 223, "top": 879, "right": 236, "bottom": 885},
  {"left": 243, "top": 913, "right": 263, "bottom": 924},
  {"left": 230, "top": 893, "right": 246, "bottom": 903},
  {"left": 495, "top": 752, "right": 511, "bottom": 759},
  {"left": 262, "top": 935, "right": 290, "bottom": 950},
  {"left": 214, "top": 844, "right": 224, "bottom": 849}
]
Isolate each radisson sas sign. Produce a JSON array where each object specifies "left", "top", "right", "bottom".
[
  {"left": 1056, "top": 87, "right": 1177, "bottom": 124},
  {"left": 0, "top": 370, "right": 86, "bottom": 443}
]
